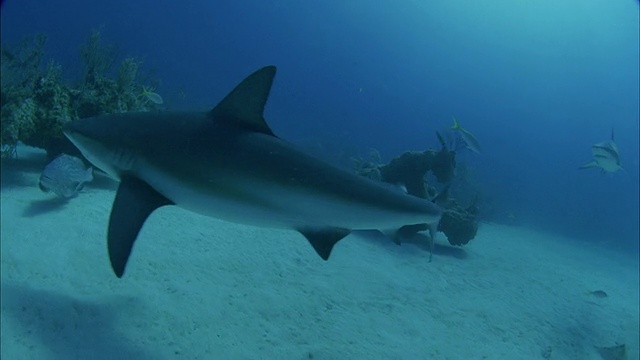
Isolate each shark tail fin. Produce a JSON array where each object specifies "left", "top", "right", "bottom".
[
  {"left": 209, "top": 65, "right": 277, "bottom": 136},
  {"left": 451, "top": 115, "right": 461, "bottom": 130}
]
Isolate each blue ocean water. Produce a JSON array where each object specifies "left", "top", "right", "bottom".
[{"left": 1, "top": 0, "right": 638, "bottom": 253}]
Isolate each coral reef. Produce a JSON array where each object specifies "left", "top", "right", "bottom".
[
  {"left": 79, "top": 27, "right": 117, "bottom": 86},
  {"left": 354, "top": 135, "right": 479, "bottom": 247},
  {"left": 1, "top": 29, "right": 158, "bottom": 159},
  {"left": 378, "top": 149, "right": 455, "bottom": 198},
  {"left": 1, "top": 34, "right": 47, "bottom": 157},
  {"left": 438, "top": 198, "right": 479, "bottom": 246}
]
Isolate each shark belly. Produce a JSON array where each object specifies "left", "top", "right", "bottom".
[{"left": 139, "top": 160, "right": 435, "bottom": 232}]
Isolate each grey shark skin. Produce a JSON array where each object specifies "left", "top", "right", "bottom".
[
  {"left": 579, "top": 130, "right": 623, "bottom": 173},
  {"left": 64, "top": 66, "right": 443, "bottom": 278}
]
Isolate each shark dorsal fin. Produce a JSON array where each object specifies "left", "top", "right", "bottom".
[{"left": 209, "top": 65, "right": 277, "bottom": 136}]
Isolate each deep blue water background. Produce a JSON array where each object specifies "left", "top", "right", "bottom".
[{"left": 2, "top": 0, "right": 638, "bottom": 253}]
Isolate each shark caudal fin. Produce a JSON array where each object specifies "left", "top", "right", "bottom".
[{"left": 209, "top": 65, "right": 277, "bottom": 136}]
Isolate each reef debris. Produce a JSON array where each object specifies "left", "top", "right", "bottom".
[{"left": 354, "top": 137, "right": 479, "bottom": 247}]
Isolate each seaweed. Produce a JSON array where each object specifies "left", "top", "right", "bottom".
[
  {"left": 115, "top": 58, "right": 147, "bottom": 111},
  {"left": 79, "top": 27, "right": 117, "bottom": 86},
  {"left": 0, "top": 34, "right": 46, "bottom": 97},
  {"left": 1, "top": 34, "right": 48, "bottom": 157}
]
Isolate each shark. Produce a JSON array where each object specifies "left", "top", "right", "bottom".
[
  {"left": 579, "top": 130, "right": 623, "bottom": 173},
  {"left": 64, "top": 65, "right": 444, "bottom": 278}
]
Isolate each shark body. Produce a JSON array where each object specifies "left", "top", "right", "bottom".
[
  {"left": 64, "top": 66, "right": 443, "bottom": 277},
  {"left": 579, "top": 130, "right": 623, "bottom": 173}
]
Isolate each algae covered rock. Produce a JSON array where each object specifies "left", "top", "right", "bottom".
[
  {"left": 438, "top": 200, "right": 479, "bottom": 246},
  {"left": 1, "top": 28, "right": 159, "bottom": 159},
  {"left": 355, "top": 139, "right": 480, "bottom": 247}
]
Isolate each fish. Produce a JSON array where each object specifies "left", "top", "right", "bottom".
[
  {"left": 141, "top": 86, "right": 164, "bottom": 105},
  {"left": 450, "top": 116, "right": 482, "bottom": 154},
  {"left": 39, "top": 153, "right": 94, "bottom": 198},
  {"left": 64, "top": 66, "right": 444, "bottom": 278},
  {"left": 579, "top": 130, "right": 623, "bottom": 173}
]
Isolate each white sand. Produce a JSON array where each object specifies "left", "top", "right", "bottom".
[{"left": 2, "top": 147, "right": 638, "bottom": 360}]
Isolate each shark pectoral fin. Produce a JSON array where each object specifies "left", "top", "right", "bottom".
[
  {"left": 108, "top": 175, "right": 174, "bottom": 278},
  {"left": 299, "top": 227, "right": 350, "bottom": 260},
  {"left": 579, "top": 161, "right": 598, "bottom": 169}
]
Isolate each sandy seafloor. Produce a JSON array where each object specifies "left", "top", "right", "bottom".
[{"left": 1, "top": 146, "right": 638, "bottom": 360}]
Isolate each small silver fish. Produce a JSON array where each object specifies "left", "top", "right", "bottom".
[
  {"left": 39, "top": 154, "right": 93, "bottom": 198},
  {"left": 141, "top": 86, "right": 164, "bottom": 105},
  {"left": 451, "top": 116, "right": 482, "bottom": 154}
]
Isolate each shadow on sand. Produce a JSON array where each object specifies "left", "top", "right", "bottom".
[
  {"left": 1, "top": 282, "right": 160, "bottom": 360},
  {"left": 0, "top": 149, "right": 47, "bottom": 190},
  {"left": 22, "top": 197, "right": 70, "bottom": 217},
  {"left": 357, "top": 230, "right": 468, "bottom": 260}
]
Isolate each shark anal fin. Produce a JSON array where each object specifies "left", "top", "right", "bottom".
[
  {"left": 209, "top": 65, "right": 277, "bottom": 136},
  {"left": 108, "top": 175, "right": 174, "bottom": 278},
  {"left": 299, "top": 227, "right": 350, "bottom": 260}
]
